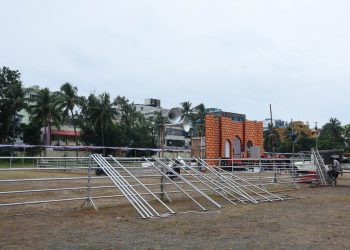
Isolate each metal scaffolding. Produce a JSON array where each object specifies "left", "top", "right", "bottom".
[{"left": 0, "top": 154, "right": 309, "bottom": 218}]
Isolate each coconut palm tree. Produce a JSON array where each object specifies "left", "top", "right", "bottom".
[
  {"left": 6, "top": 82, "right": 26, "bottom": 143},
  {"left": 56, "top": 83, "right": 82, "bottom": 146},
  {"left": 91, "top": 93, "right": 118, "bottom": 155},
  {"left": 319, "top": 117, "right": 344, "bottom": 149},
  {"left": 151, "top": 111, "right": 166, "bottom": 149},
  {"left": 30, "top": 88, "right": 60, "bottom": 151},
  {"left": 192, "top": 103, "right": 206, "bottom": 137},
  {"left": 180, "top": 101, "right": 192, "bottom": 117},
  {"left": 326, "top": 118, "right": 343, "bottom": 146}
]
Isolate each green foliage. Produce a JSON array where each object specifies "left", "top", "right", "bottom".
[
  {"left": 192, "top": 103, "right": 206, "bottom": 137},
  {"left": 78, "top": 94, "right": 155, "bottom": 155},
  {"left": 264, "top": 124, "right": 316, "bottom": 153},
  {"left": 180, "top": 101, "right": 206, "bottom": 137},
  {"left": 180, "top": 101, "right": 192, "bottom": 117},
  {"left": 344, "top": 125, "right": 350, "bottom": 150},
  {"left": 21, "top": 122, "right": 41, "bottom": 145},
  {"left": 263, "top": 125, "right": 281, "bottom": 152},
  {"left": 0, "top": 67, "right": 25, "bottom": 143},
  {"left": 115, "top": 96, "right": 155, "bottom": 149},
  {"left": 318, "top": 118, "right": 344, "bottom": 150},
  {"left": 30, "top": 88, "right": 61, "bottom": 131},
  {"left": 56, "top": 82, "right": 82, "bottom": 145},
  {"left": 20, "top": 122, "right": 42, "bottom": 155}
]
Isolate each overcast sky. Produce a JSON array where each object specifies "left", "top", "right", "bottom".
[{"left": 1, "top": 0, "right": 349, "bottom": 126}]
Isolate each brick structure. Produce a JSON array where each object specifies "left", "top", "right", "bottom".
[{"left": 205, "top": 114, "right": 263, "bottom": 160}]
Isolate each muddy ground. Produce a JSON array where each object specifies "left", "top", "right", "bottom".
[{"left": 1, "top": 173, "right": 350, "bottom": 249}]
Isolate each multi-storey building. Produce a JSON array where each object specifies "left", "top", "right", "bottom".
[
  {"left": 135, "top": 99, "right": 191, "bottom": 150},
  {"left": 275, "top": 121, "right": 318, "bottom": 142}
]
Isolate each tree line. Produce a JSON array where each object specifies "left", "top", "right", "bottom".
[
  {"left": 0, "top": 67, "right": 206, "bottom": 155},
  {"left": 1, "top": 66, "right": 349, "bottom": 155},
  {"left": 264, "top": 118, "right": 350, "bottom": 153}
]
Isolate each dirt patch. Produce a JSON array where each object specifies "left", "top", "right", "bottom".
[{"left": 1, "top": 174, "right": 350, "bottom": 249}]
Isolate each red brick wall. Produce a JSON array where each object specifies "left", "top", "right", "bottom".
[
  {"left": 205, "top": 115, "right": 221, "bottom": 161},
  {"left": 205, "top": 115, "right": 263, "bottom": 161}
]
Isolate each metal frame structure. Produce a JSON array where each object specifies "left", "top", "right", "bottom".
[
  {"left": 312, "top": 148, "right": 329, "bottom": 186},
  {"left": 0, "top": 154, "right": 319, "bottom": 218}
]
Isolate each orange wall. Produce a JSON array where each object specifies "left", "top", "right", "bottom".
[{"left": 205, "top": 115, "right": 263, "bottom": 159}]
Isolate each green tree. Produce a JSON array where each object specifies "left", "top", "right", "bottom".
[
  {"left": 263, "top": 125, "right": 281, "bottom": 152},
  {"left": 90, "top": 93, "right": 118, "bottom": 155},
  {"left": 78, "top": 95, "right": 99, "bottom": 145},
  {"left": 296, "top": 132, "right": 316, "bottom": 152},
  {"left": 30, "top": 88, "right": 61, "bottom": 149},
  {"left": 151, "top": 111, "right": 166, "bottom": 149},
  {"left": 180, "top": 101, "right": 193, "bottom": 118},
  {"left": 343, "top": 124, "right": 350, "bottom": 150},
  {"left": 115, "top": 96, "right": 156, "bottom": 153},
  {"left": 192, "top": 103, "right": 206, "bottom": 137},
  {"left": 276, "top": 126, "right": 316, "bottom": 153},
  {"left": 319, "top": 118, "right": 344, "bottom": 149},
  {"left": 56, "top": 82, "right": 82, "bottom": 146},
  {"left": 0, "top": 67, "right": 26, "bottom": 144},
  {"left": 79, "top": 94, "right": 155, "bottom": 155},
  {"left": 21, "top": 121, "right": 42, "bottom": 155}
]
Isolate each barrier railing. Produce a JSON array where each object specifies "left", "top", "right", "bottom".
[{"left": 0, "top": 155, "right": 316, "bottom": 217}]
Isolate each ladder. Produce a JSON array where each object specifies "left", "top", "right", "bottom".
[
  {"left": 311, "top": 148, "right": 329, "bottom": 186},
  {"left": 91, "top": 154, "right": 160, "bottom": 218}
]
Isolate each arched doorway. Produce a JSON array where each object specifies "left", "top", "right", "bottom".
[
  {"left": 247, "top": 140, "right": 253, "bottom": 157},
  {"left": 224, "top": 140, "right": 231, "bottom": 158},
  {"left": 233, "top": 136, "right": 242, "bottom": 158}
]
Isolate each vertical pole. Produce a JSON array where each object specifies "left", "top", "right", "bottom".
[
  {"left": 315, "top": 122, "right": 318, "bottom": 150},
  {"left": 160, "top": 123, "right": 165, "bottom": 200},
  {"left": 259, "top": 157, "right": 262, "bottom": 187},
  {"left": 87, "top": 157, "right": 92, "bottom": 207},
  {"left": 291, "top": 119, "right": 295, "bottom": 159},
  {"left": 270, "top": 104, "right": 277, "bottom": 183},
  {"left": 291, "top": 119, "right": 295, "bottom": 179},
  {"left": 23, "top": 147, "right": 25, "bottom": 166},
  {"left": 160, "top": 163, "right": 165, "bottom": 201}
]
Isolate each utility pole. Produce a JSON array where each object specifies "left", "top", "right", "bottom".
[
  {"left": 291, "top": 119, "right": 295, "bottom": 159},
  {"left": 315, "top": 122, "right": 318, "bottom": 150},
  {"left": 269, "top": 104, "right": 275, "bottom": 157},
  {"left": 269, "top": 104, "right": 277, "bottom": 183}
]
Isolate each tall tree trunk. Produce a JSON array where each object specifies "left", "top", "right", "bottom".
[
  {"left": 5, "top": 115, "right": 11, "bottom": 144},
  {"left": 101, "top": 121, "right": 105, "bottom": 156},
  {"left": 71, "top": 109, "right": 78, "bottom": 157},
  {"left": 10, "top": 113, "right": 16, "bottom": 165},
  {"left": 48, "top": 121, "right": 52, "bottom": 146},
  {"left": 71, "top": 109, "right": 78, "bottom": 146},
  {"left": 44, "top": 124, "right": 47, "bottom": 156}
]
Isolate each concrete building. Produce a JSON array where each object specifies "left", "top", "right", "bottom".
[
  {"left": 18, "top": 85, "right": 40, "bottom": 125},
  {"left": 275, "top": 121, "right": 317, "bottom": 142},
  {"left": 135, "top": 99, "right": 191, "bottom": 150},
  {"left": 206, "top": 108, "right": 246, "bottom": 122},
  {"left": 263, "top": 119, "right": 286, "bottom": 130}
]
